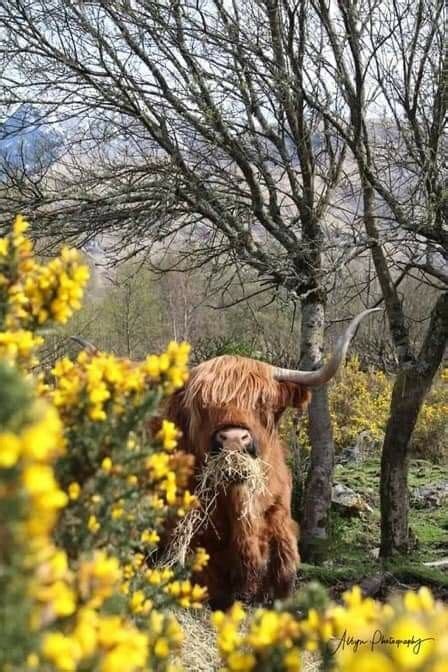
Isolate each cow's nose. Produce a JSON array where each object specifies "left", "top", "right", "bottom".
[{"left": 212, "top": 428, "right": 258, "bottom": 457}]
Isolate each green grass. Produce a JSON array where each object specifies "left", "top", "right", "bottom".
[
  {"left": 299, "top": 456, "right": 448, "bottom": 595},
  {"left": 411, "top": 510, "right": 448, "bottom": 562},
  {"left": 385, "top": 561, "right": 448, "bottom": 588},
  {"left": 298, "top": 562, "right": 377, "bottom": 585}
]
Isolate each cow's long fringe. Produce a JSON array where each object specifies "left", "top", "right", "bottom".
[
  {"left": 183, "top": 356, "right": 279, "bottom": 440},
  {"left": 160, "top": 450, "right": 269, "bottom": 568}
]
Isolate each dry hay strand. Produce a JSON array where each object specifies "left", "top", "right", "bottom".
[
  {"left": 161, "top": 449, "right": 270, "bottom": 567},
  {"left": 171, "top": 607, "right": 320, "bottom": 672},
  {"left": 171, "top": 607, "right": 221, "bottom": 672}
]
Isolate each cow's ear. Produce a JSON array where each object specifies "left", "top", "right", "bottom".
[
  {"left": 164, "top": 388, "right": 188, "bottom": 433},
  {"left": 147, "top": 415, "right": 163, "bottom": 436},
  {"left": 275, "top": 382, "right": 311, "bottom": 417},
  {"left": 147, "top": 389, "right": 187, "bottom": 439}
]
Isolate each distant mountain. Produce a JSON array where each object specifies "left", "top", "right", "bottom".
[
  {"left": 0, "top": 103, "right": 328, "bottom": 180},
  {"left": 0, "top": 104, "right": 65, "bottom": 177}
]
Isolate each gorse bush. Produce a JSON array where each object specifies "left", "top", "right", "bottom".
[
  {"left": 213, "top": 584, "right": 448, "bottom": 672},
  {"left": 1, "top": 216, "right": 448, "bottom": 672},
  {"left": 0, "top": 215, "right": 89, "bottom": 369},
  {"left": 0, "top": 217, "right": 205, "bottom": 672},
  {"left": 411, "top": 368, "right": 448, "bottom": 462},
  {"left": 294, "top": 356, "right": 447, "bottom": 459},
  {"left": 329, "top": 357, "right": 391, "bottom": 449}
]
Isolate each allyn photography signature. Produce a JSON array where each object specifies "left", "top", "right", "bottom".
[{"left": 332, "top": 628, "right": 435, "bottom": 656}]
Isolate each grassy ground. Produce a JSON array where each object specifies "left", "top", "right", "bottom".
[{"left": 297, "top": 456, "right": 448, "bottom": 599}]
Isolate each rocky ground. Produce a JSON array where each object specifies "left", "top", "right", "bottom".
[{"left": 298, "top": 456, "right": 448, "bottom": 601}]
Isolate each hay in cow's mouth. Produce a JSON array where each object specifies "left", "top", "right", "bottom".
[
  {"left": 160, "top": 449, "right": 269, "bottom": 568},
  {"left": 201, "top": 449, "right": 269, "bottom": 490}
]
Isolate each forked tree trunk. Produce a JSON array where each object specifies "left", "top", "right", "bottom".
[
  {"left": 298, "top": 298, "right": 335, "bottom": 562},
  {"left": 380, "top": 293, "right": 448, "bottom": 556}
]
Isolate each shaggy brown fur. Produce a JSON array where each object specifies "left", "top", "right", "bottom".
[{"left": 164, "top": 355, "right": 310, "bottom": 608}]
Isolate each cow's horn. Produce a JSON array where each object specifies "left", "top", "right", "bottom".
[
  {"left": 273, "top": 308, "right": 382, "bottom": 386},
  {"left": 69, "top": 336, "right": 100, "bottom": 354}
]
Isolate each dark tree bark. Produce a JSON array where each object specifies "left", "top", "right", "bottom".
[{"left": 380, "top": 293, "right": 448, "bottom": 555}]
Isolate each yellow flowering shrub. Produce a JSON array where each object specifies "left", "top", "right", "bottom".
[
  {"left": 411, "top": 368, "right": 448, "bottom": 461},
  {"left": 212, "top": 585, "right": 448, "bottom": 672},
  {"left": 328, "top": 357, "right": 391, "bottom": 448},
  {"left": 51, "top": 344, "right": 196, "bottom": 566},
  {"left": 0, "top": 362, "right": 68, "bottom": 667},
  {"left": 0, "top": 215, "right": 89, "bottom": 368},
  {"left": 0, "top": 217, "right": 205, "bottom": 672},
  {"left": 292, "top": 357, "right": 447, "bottom": 458}
]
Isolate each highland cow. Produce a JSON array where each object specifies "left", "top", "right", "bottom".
[{"left": 163, "top": 309, "right": 379, "bottom": 609}]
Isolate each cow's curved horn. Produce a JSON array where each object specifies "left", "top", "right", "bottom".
[
  {"left": 273, "top": 308, "right": 382, "bottom": 386},
  {"left": 69, "top": 336, "right": 99, "bottom": 355}
]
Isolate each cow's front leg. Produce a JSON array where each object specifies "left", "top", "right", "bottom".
[
  {"left": 195, "top": 549, "right": 236, "bottom": 610},
  {"left": 230, "top": 520, "right": 269, "bottom": 603},
  {"left": 264, "top": 504, "right": 300, "bottom": 600}
]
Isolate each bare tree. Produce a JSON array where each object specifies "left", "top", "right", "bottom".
[
  {"left": 307, "top": 0, "right": 447, "bottom": 555},
  {"left": 0, "top": 1, "right": 361, "bottom": 558},
  {"left": 6, "top": 0, "right": 444, "bottom": 561}
]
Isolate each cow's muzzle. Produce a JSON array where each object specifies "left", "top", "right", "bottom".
[{"left": 211, "top": 427, "right": 259, "bottom": 458}]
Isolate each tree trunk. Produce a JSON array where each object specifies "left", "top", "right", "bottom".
[
  {"left": 298, "top": 298, "right": 335, "bottom": 562},
  {"left": 380, "top": 293, "right": 448, "bottom": 556}
]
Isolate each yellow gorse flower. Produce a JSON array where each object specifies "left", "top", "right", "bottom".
[
  {"left": 78, "top": 551, "right": 122, "bottom": 608},
  {"left": 51, "top": 341, "right": 190, "bottom": 424},
  {"left": 165, "top": 579, "right": 207, "bottom": 608},
  {"left": 41, "top": 631, "right": 83, "bottom": 672},
  {"left": 101, "top": 456, "right": 113, "bottom": 473},
  {"left": 87, "top": 514, "right": 100, "bottom": 533},
  {"left": 1, "top": 219, "right": 193, "bottom": 672},
  {"left": 211, "top": 585, "right": 448, "bottom": 672},
  {"left": 141, "top": 529, "right": 160, "bottom": 545},
  {"left": 130, "top": 590, "right": 152, "bottom": 615},
  {"left": 2, "top": 216, "right": 89, "bottom": 332},
  {"left": 156, "top": 419, "right": 179, "bottom": 451},
  {"left": 192, "top": 547, "right": 210, "bottom": 572},
  {"left": 68, "top": 481, "right": 81, "bottom": 500},
  {"left": 0, "top": 330, "right": 43, "bottom": 366}
]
